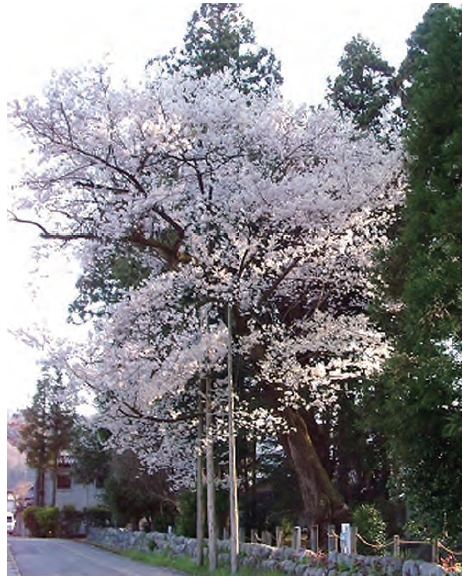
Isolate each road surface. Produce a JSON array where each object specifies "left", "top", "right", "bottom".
[{"left": 7, "top": 536, "right": 188, "bottom": 576}]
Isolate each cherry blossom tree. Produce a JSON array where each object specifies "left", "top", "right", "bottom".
[{"left": 9, "top": 65, "right": 403, "bottom": 534}]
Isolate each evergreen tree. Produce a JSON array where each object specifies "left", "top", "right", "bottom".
[
  {"left": 68, "top": 246, "right": 151, "bottom": 322},
  {"left": 147, "top": 3, "right": 283, "bottom": 94},
  {"left": 398, "top": 3, "right": 462, "bottom": 344},
  {"left": 375, "top": 3, "right": 461, "bottom": 540},
  {"left": 326, "top": 34, "right": 397, "bottom": 137},
  {"left": 69, "top": 422, "right": 111, "bottom": 488},
  {"left": 18, "top": 367, "right": 77, "bottom": 506},
  {"left": 103, "top": 450, "right": 177, "bottom": 531}
]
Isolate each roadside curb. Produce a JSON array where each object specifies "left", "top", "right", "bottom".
[{"left": 7, "top": 545, "right": 21, "bottom": 576}]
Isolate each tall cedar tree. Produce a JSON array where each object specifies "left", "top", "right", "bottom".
[
  {"left": 326, "top": 34, "right": 397, "bottom": 137},
  {"left": 18, "top": 367, "right": 77, "bottom": 506},
  {"left": 375, "top": 3, "right": 462, "bottom": 541},
  {"left": 147, "top": 3, "right": 283, "bottom": 94},
  {"left": 103, "top": 450, "right": 177, "bottom": 531}
]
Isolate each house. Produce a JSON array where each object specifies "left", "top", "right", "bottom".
[
  {"left": 40, "top": 452, "right": 105, "bottom": 510},
  {"left": 8, "top": 414, "right": 104, "bottom": 512},
  {"left": 11, "top": 482, "right": 34, "bottom": 510},
  {"left": 20, "top": 452, "right": 105, "bottom": 511},
  {"left": 45, "top": 453, "right": 103, "bottom": 511},
  {"left": 7, "top": 491, "right": 17, "bottom": 513}
]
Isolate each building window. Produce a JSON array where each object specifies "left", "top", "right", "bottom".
[
  {"left": 57, "top": 454, "right": 73, "bottom": 468},
  {"left": 56, "top": 473, "right": 72, "bottom": 489}
]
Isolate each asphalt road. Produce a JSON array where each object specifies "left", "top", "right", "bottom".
[{"left": 7, "top": 536, "right": 188, "bottom": 576}]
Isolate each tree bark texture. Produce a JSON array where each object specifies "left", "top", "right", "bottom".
[{"left": 279, "top": 407, "right": 350, "bottom": 527}]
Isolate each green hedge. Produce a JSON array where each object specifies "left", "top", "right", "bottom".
[
  {"left": 23, "top": 506, "right": 60, "bottom": 537},
  {"left": 23, "top": 505, "right": 113, "bottom": 537},
  {"left": 83, "top": 505, "right": 113, "bottom": 528},
  {"left": 60, "top": 504, "right": 84, "bottom": 537}
]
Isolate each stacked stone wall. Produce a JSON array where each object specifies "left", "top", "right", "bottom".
[{"left": 86, "top": 527, "right": 448, "bottom": 576}]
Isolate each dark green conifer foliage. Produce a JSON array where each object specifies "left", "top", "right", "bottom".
[
  {"left": 375, "top": 3, "right": 461, "bottom": 540},
  {"left": 399, "top": 3, "right": 462, "bottom": 345},
  {"left": 148, "top": 3, "right": 283, "bottom": 94},
  {"left": 18, "top": 367, "right": 77, "bottom": 506},
  {"left": 327, "top": 34, "right": 396, "bottom": 136}
]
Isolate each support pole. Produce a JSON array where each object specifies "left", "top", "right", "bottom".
[
  {"left": 205, "top": 376, "right": 217, "bottom": 571},
  {"left": 196, "top": 388, "right": 205, "bottom": 566},
  {"left": 228, "top": 302, "right": 239, "bottom": 574}
]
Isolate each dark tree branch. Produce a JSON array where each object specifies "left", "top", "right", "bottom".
[
  {"left": 116, "top": 401, "right": 202, "bottom": 424},
  {"left": 9, "top": 211, "right": 94, "bottom": 241},
  {"left": 258, "top": 256, "right": 302, "bottom": 306}
]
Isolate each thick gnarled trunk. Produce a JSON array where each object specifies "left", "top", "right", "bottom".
[{"left": 280, "top": 407, "right": 350, "bottom": 527}]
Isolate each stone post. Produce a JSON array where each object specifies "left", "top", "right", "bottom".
[
  {"left": 310, "top": 526, "right": 319, "bottom": 553},
  {"left": 431, "top": 539, "right": 438, "bottom": 564},
  {"left": 340, "top": 523, "right": 352, "bottom": 554},
  {"left": 393, "top": 535, "right": 400, "bottom": 557},
  {"left": 327, "top": 524, "right": 337, "bottom": 553},
  {"left": 276, "top": 526, "right": 283, "bottom": 547},
  {"left": 292, "top": 526, "right": 302, "bottom": 550}
]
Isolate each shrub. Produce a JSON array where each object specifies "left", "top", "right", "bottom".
[
  {"left": 152, "top": 511, "right": 174, "bottom": 533},
  {"left": 36, "top": 506, "right": 60, "bottom": 537},
  {"left": 23, "top": 506, "right": 60, "bottom": 537},
  {"left": 83, "top": 505, "right": 112, "bottom": 527},
  {"left": 352, "top": 503, "right": 387, "bottom": 555},
  {"left": 23, "top": 506, "right": 41, "bottom": 537},
  {"left": 174, "top": 490, "right": 197, "bottom": 537},
  {"left": 60, "top": 505, "right": 84, "bottom": 537},
  {"left": 148, "top": 538, "right": 157, "bottom": 551}
]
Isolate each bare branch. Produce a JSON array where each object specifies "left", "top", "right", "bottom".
[
  {"left": 258, "top": 256, "right": 302, "bottom": 306},
  {"left": 8, "top": 211, "right": 93, "bottom": 241},
  {"left": 116, "top": 402, "right": 202, "bottom": 424}
]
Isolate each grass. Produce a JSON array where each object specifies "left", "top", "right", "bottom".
[{"left": 122, "top": 549, "right": 286, "bottom": 576}]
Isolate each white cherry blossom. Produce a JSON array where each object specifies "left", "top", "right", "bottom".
[{"left": 9, "top": 65, "right": 403, "bottom": 485}]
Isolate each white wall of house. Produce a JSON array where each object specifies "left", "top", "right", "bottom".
[
  {"left": 55, "top": 480, "right": 104, "bottom": 510},
  {"left": 37, "top": 468, "right": 104, "bottom": 510}
]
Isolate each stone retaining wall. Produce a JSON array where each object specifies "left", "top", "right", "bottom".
[{"left": 86, "top": 527, "right": 448, "bottom": 576}]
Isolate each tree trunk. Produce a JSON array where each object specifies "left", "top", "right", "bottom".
[
  {"left": 51, "top": 468, "right": 57, "bottom": 507},
  {"left": 51, "top": 456, "right": 58, "bottom": 507},
  {"left": 36, "top": 469, "right": 46, "bottom": 507},
  {"left": 280, "top": 407, "right": 350, "bottom": 528},
  {"left": 205, "top": 376, "right": 217, "bottom": 571}
]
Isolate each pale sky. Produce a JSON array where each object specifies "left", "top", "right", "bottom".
[{"left": 5, "top": 1, "right": 440, "bottom": 412}]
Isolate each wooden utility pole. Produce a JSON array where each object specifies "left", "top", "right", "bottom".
[
  {"left": 196, "top": 386, "right": 205, "bottom": 567},
  {"left": 227, "top": 303, "right": 239, "bottom": 573},
  {"left": 205, "top": 376, "right": 217, "bottom": 571}
]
